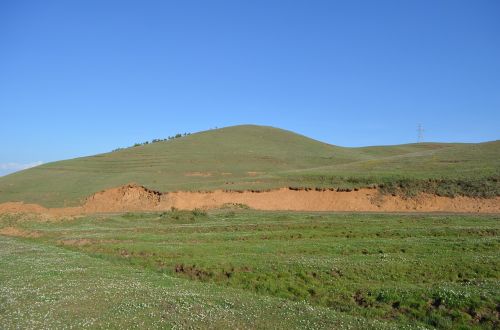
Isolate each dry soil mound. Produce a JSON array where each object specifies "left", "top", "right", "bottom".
[{"left": 82, "top": 184, "right": 162, "bottom": 212}]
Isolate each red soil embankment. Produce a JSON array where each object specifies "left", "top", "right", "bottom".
[
  {"left": 164, "top": 188, "right": 500, "bottom": 213},
  {"left": 0, "top": 184, "right": 499, "bottom": 216},
  {"left": 82, "top": 184, "right": 162, "bottom": 213}
]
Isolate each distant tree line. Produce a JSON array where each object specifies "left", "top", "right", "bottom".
[{"left": 111, "top": 132, "right": 191, "bottom": 152}]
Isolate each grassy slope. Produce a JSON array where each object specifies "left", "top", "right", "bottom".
[
  {"left": 0, "top": 125, "right": 498, "bottom": 207},
  {"left": 1, "top": 211, "right": 498, "bottom": 329}
]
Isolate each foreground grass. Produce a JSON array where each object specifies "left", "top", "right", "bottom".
[
  {"left": 1, "top": 210, "right": 499, "bottom": 329},
  {"left": 0, "top": 236, "right": 393, "bottom": 329}
]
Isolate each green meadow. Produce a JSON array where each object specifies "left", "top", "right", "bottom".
[
  {"left": 0, "top": 125, "right": 498, "bottom": 207},
  {"left": 1, "top": 210, "right": 498, "bottom": 329}
]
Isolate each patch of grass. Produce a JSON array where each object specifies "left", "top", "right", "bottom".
[
  {"left": 280, "top": 175, "right": 500, "bottom": 198},
  {"left": 377, "top": 176, "right": 500, "bottom": 198},
  {"left": 191, "top": 208, "right": 208, "bottom": 217}
]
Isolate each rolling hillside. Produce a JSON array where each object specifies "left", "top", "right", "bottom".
[{"left": 0, "top": 125, "right": 498, "bottom": 207}]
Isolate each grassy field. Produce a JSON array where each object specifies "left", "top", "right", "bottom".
[
  {"left": 0, "top": 236, "right": 387, "bottom": 329},
  {"left": 1, "top": 210, "right": 498, "bottom": 329},
  {"left": 0, "top": 125, "right": 498, "bottom": 207}
]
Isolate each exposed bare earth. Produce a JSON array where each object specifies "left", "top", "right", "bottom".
[
  {"left": 0, "top": 226, "right": 41, "bottom": 238},
  {"left": 0, "top": 184, "right": 498, "bottom": 216}
]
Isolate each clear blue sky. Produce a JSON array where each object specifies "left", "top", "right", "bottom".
[{"left": 1, "top": 0, "right": 499, "bottom": 175}]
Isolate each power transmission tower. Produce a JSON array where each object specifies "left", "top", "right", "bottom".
[{"left": 417, "top": 124, "right": 424, "bottom": 143}]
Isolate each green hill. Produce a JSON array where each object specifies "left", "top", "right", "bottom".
[{"left": 0, "top": 125, "right": 498, "bottom": 207}]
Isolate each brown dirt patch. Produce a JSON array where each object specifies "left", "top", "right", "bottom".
[
  {"left": 0, "top": 184, "right": 499, "bottom": 216},
  {"left": 246, "top": 171, "right": 263, "bottom": 176},
  {"left": 161, "top": 188, "right": 500, "bottom": 213},
  {"left": 0, "top": 202, "right": 48, "bottom": 214},
  {"left": 58, "top": 238, "right": 92, "bottom": 246},
  {"left": 58, "top": 238, "right": 130, "bottom": 246},
  {"left": 0, "top": 226, "right": 41, "bottom": 238},
  {"left": 185, "top": 172, "right": 212, "bottom": 177},
  {"left": 81, "top": 183, "right": 161, "bottom": 213}
]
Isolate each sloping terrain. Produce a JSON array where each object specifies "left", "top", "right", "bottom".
[{"left": 0, "top": 125, "right": 498, "bottom": 207}]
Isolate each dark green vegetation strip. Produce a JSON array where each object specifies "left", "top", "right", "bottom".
[
  {"left": 2, "top": 211, "right": 499, "bottom": 329},
  {"left": 0, "top": 125, "right": 498, "bottom": 207},
  {"left": 286, "top": 175, "right": 500, "bottom": 198}
]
